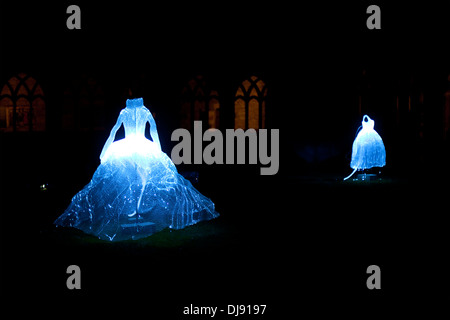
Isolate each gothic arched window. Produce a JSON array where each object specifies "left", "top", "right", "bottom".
[
  {"left": 180, "top": 75, "right": 220, "bottom": 130},
  {"left": 0, "top": 73, "right": 45, "bottom": 132},
  {"left": 234, "top": 76, "right": 267, "bottom": 129}
]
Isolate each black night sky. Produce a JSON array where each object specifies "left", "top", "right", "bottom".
[{"left": 1, "top": 1, "right": 450, "bottom": 317}]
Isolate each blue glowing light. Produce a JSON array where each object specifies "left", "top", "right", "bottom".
[
  {"left": 54, "top": 98, "right": 219, "bottom": 241},
  {"left": 344, "top": 115, "right": 386, "bottom": 180}
]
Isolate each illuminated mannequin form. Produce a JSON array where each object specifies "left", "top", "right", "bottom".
[
  {"left": 344, "top": 115, "right": 386, "bottom": 181},
  {"left": 55, "top": 98, "right": 218, "bottom": 241},
  {"left": 100, "top": 98, "right": 161, "bottom": 162}
]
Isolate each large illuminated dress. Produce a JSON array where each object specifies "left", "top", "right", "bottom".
[
  {"left": 344, "top": 115, "right": 386, "bottom": 180},
  {"left": 55, "top": 98, "right": 219, "bottom": 241}
]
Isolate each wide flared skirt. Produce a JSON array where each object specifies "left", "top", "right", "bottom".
[
  {"left": 350, "top": 130, "right": 386, "bottom": 170},
  {"left": 54, "top": 137, "right": 219, "bottom": 241}
]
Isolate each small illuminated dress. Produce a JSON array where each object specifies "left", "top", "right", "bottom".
[
  {"left": 54, "top": 98, "right": 218, "bottom": 241},
  {"left": 350, "top": 115, "right": 386, "bottom": 170}
]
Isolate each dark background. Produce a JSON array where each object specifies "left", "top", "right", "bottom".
[{"left": 1, "top": 1, "right": 450, "bottom": 317}]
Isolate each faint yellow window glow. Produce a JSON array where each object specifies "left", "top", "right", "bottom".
[
  {"left": 0, "top": 73, "right": 46, "bottom": 132},
  {"left": 234, "top": 76, "right": 267, "bottom": 130}
]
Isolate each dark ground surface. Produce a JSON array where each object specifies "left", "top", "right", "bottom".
[{"left": 1, "top": 163, "right": 449, "bottom": 318}]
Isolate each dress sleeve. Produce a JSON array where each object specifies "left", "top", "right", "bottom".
[
  {"left": 146, "top": 108, "right": 161, "bottom": 151},
  {"left": 100, "top": 110, "right": 124, "bottom": 161}
]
